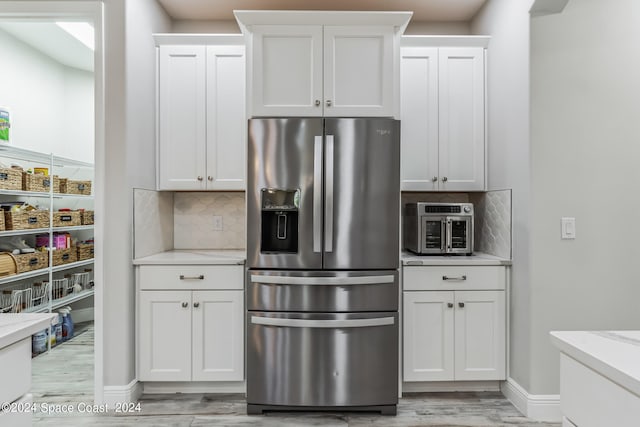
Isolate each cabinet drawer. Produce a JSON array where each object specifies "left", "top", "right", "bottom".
[
  {"left": 139, "top": 265, "right": 244, "bottom": 290},
  {"left": 403, "top": 266, "right": 505, "bottom": 291}
]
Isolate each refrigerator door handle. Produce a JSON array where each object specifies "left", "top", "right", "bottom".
[
  {"left": 313, "top": 135, "right": 323, "bottom": 253},
  {"left": 251, "top": 316, "right": 395, "bottom": 329},
  {"left": 445, "top": 218, "right": 452, "bottom": 252},
  {"left": 250, "top": 274, "right": 395, "bottom": 285},
  {"left": 325, "top": 134, "right": 334, "bottom": 253}
]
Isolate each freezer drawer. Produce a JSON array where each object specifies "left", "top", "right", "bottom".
[
  {"left": 247, "top": 311, "right": 398, "bottom": 408},
  {"left": 247, "top": 270, "right": 398, "bottom": 312}
]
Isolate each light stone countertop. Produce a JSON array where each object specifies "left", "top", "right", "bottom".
[
  {"left": 0, "top": 313, "right": 58, "bottom": 349},
  {"left": 133, "top": 250, "right": 246, "bottom": 266},
  {"left": 402, "top": 251, "right": 512, "bottom": 266},
  {"left": 551, "top": 330, "right": 640, "bottom": 397}
]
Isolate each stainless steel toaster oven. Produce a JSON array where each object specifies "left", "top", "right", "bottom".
[{"left": 403, "top": 202, "right": 474, "bottom": 255}]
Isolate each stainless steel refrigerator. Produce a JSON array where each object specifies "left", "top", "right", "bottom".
[{"left": 246, "top": 117, "right": 400, "bottom": 415}]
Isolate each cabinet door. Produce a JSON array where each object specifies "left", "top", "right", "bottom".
[
  {"left": 454, "top": 290, "right": 505, "bottom": 381},
  {"left": 192, "top": 290, "right": 244, "bottom": 381},
  {"left": 158, "top": 45, "right": 206, "bottom": 190},
  {"left": 438, "top": 47, "right": 485, "bottom": 191},
  {"left": 139, "top": 291, "right": 192, "bottom": 381},
  {"left": 400, "top": 47, "right": 439, "bottom": 191},
  {"left": 324, "top": 26, "right": 394, "bottom": 117},
  {"left": 206, "top": 46, "right": 246, "bottom": 190},
  {"left": 251, "top": 25, "right": 323, "bottom": 117},
  {"left": 403, "top": 291, "right": 454, "bottom": 381}
]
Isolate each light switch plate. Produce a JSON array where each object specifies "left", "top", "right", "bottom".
[{"left": 561, "top": 217, "right": 575, "bottom": 239}]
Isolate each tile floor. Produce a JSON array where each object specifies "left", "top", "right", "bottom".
[{"left": 32, "top": 323, "right": 560, "bottom": 426}]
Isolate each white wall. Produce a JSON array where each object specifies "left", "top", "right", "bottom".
[
  {"left": 126, "top": 0, "right": 170, "bottom": 190},
  {"left": 0, "top": 28, "right": 93, "bottom": 163},
  {"left": 101, "top": 0, "right": 170, "bottom": 390},
  {"left": 471, "top": 0, "right": 535, "bottom": 392},
  {"left": 63, "top": 67, "right": 94, "bottom": 163},
  {"left": 530, "top": 0, "right": 640, "bottom": 394}
]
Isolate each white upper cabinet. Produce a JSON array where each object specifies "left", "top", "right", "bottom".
[
  {"left": 438, "top": 48, "right": 485, "bottom": 191},
  {"left": 323, "top": 26, "right": 394, "bottom": 117},
  {"left": 206, "top": 46, "right": 246, "bottom": 190},
  {"left": 400, "top": 47, "right": 439, "bottom": 190},
  {"left": 251, "top": 25, "right": 323, "bottom": 116},
  {"left": 236, "top": 11, "right": 412, "bottom": 118},
  {"left": 157, "top": 37, "right": 246, "bottom": 191},
  {"left": 158, "top": 45, "right": 207, "bottom": 191},
  {"left": 400, "top": 39, "right": 487, "bottom": 191}
]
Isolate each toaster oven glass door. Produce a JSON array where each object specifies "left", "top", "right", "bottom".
[
  {"left": 420, "top": 216, "right": 446, "bottom": 253},
  {"left": 446, "top": 216, "right": 472, "bottom": 253}
]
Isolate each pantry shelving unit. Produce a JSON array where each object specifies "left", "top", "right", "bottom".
[{"left": 0, "top": 144, "right": 94, "bottom": 327}]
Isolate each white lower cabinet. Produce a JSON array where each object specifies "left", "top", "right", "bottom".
[
  {"left": 403, "top": 266, "right": 506, "bottom": 382},
  {"left": 137, "top": 265, "right": 244, "bottom": 382}
]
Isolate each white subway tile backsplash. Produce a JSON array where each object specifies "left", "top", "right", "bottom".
[{"left": 173, "top": 192, "right": 245, "bottom": 249}]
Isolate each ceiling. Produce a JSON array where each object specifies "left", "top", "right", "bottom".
[
  {"left": 157, "top": 0, "right": 488, "bottom": 22},
  {"left": 0, "top": 21, "right": 93, "bottom": 72}
]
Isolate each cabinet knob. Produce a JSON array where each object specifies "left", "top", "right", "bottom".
[
  {"left": 197, "top": 176, "right": 203, "bottom": 181},
  {"left": 432, "top": 176, "right": 438, "bottom": 182},
  {"left": 442, "top": 176, "right": 448, "bottom": 183},
  {"left": 326, "top": 100, "right": 332, "bottom": 107},
  {"left": 181, "top": 302, "right": 188, "bottom": 308},
  {"left": 315, "top": 100, "right": 321, "bottom": 107},
  {"left": 458, "top": 302, "right": 465, "bottom": 308},
  {"left": 447, "top": 303, "right": 454, "bottom": 308},
  {"left": 193, "top": 302, "right": 200, "bottom": 308},
  {"left": 207, "top": 176, "right": 213, "bottom": 181}
]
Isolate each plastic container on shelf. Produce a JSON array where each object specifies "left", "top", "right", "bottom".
[
  {"left": 0, "top": 107, "right": 10, "bottom": 143},
  {"left": 32, "top": 330, "right": 47, "bottom": 355},
  {"left": 60, "top": 306, "right": 74, "bottom": 341}
]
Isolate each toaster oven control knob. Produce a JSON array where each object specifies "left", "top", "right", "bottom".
[{"left": 463, "top": 206, "right": 471, "bottom": 213}]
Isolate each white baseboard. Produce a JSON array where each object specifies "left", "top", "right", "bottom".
[
  {"left": 142, "top": 381, "right": 246, "bottom": 394},
  {"left": 71, "top": 307, "right": 94, "bottom": 324},
  {"left": 501, "top": 377, "right": 561, "bottom": 422},
  {"left": 103, "top": 379, "right": 143, "bottom": 406},
  {"left": 403, "top": 381, "right": 500, "bottom": 393}
]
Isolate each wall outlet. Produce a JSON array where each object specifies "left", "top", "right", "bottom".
[
  {"left": 561, "top": 217, "right": 575, "bottom": 239},
  {"left": 213, "top": 215, "right": 223, "bottom": 231}
]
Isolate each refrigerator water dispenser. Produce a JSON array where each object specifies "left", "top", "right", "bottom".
[{"left": 260, "top": 189, "right": 300, "bottom": 253}]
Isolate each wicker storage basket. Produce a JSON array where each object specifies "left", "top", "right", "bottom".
[
  {"left": 0, "top": 252, "right": 17, "bottom": 277},
  {"left": 0, "top": 167, "right": 23, "bottom": 190},
  {"left": 80, "top": 210, "right": 94, "bottom": 225},
  {"left": 12, "top": 251, "right": 48, "bottom": 273},
  {"left": 52, "top": 248, "right": 77, "bottom": 266},
  {"left": 61, "top": 179, "right": 92, "bottom": 195},
  {"left": 52, "top": 211, "right": 81, "bottom": 227},
  {"left": 76, "top": 243, "right": 94, "bottom": 261},
  {"left": 22, "top": 173, "right": 60, "bottom": 193},
  {"left": 4, "top": 210, "right": 49, "bottom": 230}
]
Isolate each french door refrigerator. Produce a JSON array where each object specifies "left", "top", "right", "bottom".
[{"left": 246, "top": 118, "right": 400, "bottom": 415}]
